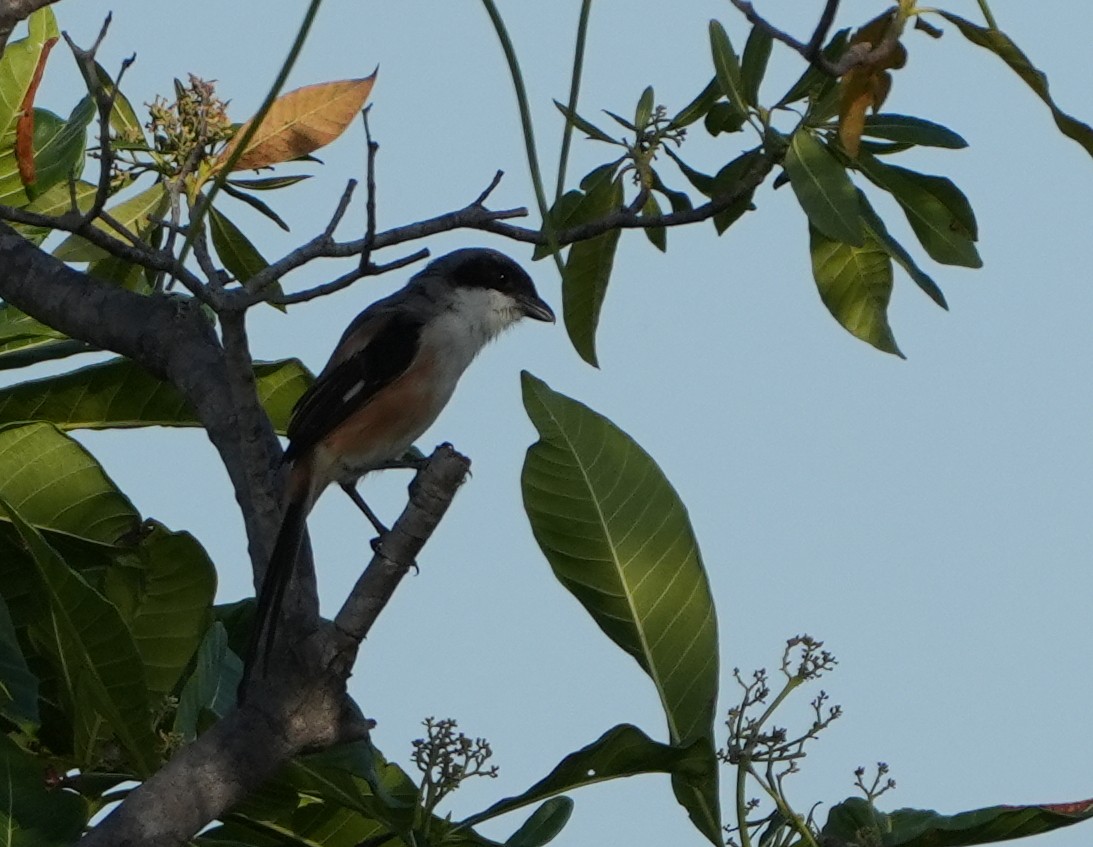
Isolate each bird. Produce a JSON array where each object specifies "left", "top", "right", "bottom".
[{"left": 243, "top": 247, "right": 554, "bottom": 691}]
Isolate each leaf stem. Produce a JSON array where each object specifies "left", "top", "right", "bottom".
[
  {"left": 556, "top": 0, "right": 593, "bottom": 202},
  {"left": 478, "top": 0, "right": 563, "bottom": 273},
  {"left": 975, "top": 0, "right": 998, "bottom": 29}
]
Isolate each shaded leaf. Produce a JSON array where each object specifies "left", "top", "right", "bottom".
[
  {"left": 822, "top": 795, "right": 1093, "bottom": 847},
  {"left": 174, "top": 622, "right": 241, "bottom": 740},
  {"left": 860, "top": 114, "right": 967, "bottom": 148},
  {"left": 209, "top": 205, "right": 269, "bottom": 282},
  {"left": 77, "top": 61, "right": 144, "bottom": 144},
  {"left": 218, "top": 73, "right": 377, "bottom": 172},
  {"left": 11, "top": 179, "right": 96, "bottom": 245},
  {"left": 0, "top": 356, "right": 312, "bottom": 435},
  {"left": 857, "top": 190, "right": 947, "bottom": 309},
  {"left": 777, "top": 28, "right": 849, "bottom": 106},
  {"left": 784, "top": 130, "right": 862, "bottom": 245},
  {"left": 27, "top": 99, "right": 93, "bottom": 200},
  {"left": 0, "top": 496, "right": 158, "bottom": 775},
  {"left": 856, "top": 154, "right": 980, "bottom": 267},
  {"left": 641, "top": 193, "right": 666, "bottom": 252},
  {"left": 227, "top": 174, "right": 312, "bottom": 191},
  {"left": 709, "top": 20, "right": 747, "bottom": 115},
  {"left": 703, "top": 101, "right": 747, "bottom": 136},
  {"left": 809, "top": 223, "right": 903, "bottom": 357},
  {"left": 741, "top": 26, "right": 773, "bottom": 107},
  {"left": 464, "top": 723, "right": 709, "bottom": 828},
  {"left": 0, "top": 733, "right": 87, "bottom": 846},
  {"left": 710, "top": 148, "right": 763, "bottom": 234},
  {"left": 220, "top": 181, "right": 290, "bottom": 231},
  {"left": 521, "top": 375, "right": 720, "bottom": 842},
  {"left": 104, "top": 523, "right": 215, "bottom": 695},
  {"left": 669, "top": 78, "right": 719, "bottom": 129},
  {"left": 938, "top": 12, "right": 1093, "bottom": 159},
  {"left": 505, "top": 798, "right": 573, "bottom": 847},
  {"left": 561, "top": 177, "right": 623, "bottom": 366},
  {"left": 634, "top": 86, "right": 655, "bottom": 133},
  {"left": 0, "top": 594, "right": 38, "bottom": 730},
  {"left": 52, "top": 182, "right": 169, "bottom": 263}
]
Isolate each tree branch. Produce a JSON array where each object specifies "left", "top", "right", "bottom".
[{"left": 0, "top": 0, "right": 58, "bottom": 55}]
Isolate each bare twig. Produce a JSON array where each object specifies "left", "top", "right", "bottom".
[
  {"left": 273, "top": 248, "right": 429, "bottom": 306},
  {"left": 358, "top": 107, "right": 378, "bottom": 272},
  {"left": 325, "top": 179, "right": 358, "bottom": 239}
]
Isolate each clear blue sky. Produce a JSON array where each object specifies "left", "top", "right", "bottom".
[{"left": 17, "top": 1, "right": 1093, "bottom": 845}]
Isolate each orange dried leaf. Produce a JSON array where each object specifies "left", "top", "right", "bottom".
[
  {"left": 837, "top": 14, "right": 906, "bottom": 159},
  {"left": 218, "top": 72, "right": 377, "bottom": 172},
  {"left": 15, "top": 36, "right": 57, "bottom": 187}
]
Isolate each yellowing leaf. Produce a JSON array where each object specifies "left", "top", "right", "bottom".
[
  {"left": 838, "top": 12, "right": 906, "bottom": 158},
  {"left": 217, "top": 73, "right": 377, "bottom": 172}
]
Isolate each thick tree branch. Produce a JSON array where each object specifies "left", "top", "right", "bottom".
[
  {"left": 0, "top": 0, "right": 58, "bottom": 55},
  {"left": 335, "top": 444, "right": 471, "bottom": 641}
]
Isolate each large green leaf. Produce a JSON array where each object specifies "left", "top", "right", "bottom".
[
  {"left": 521, "top": 374, "right": 720, "bottom": 843},
  {"left": 27, "top": 98, "right": 94, "bottom": 200},
  {"left": 857, "top": 190, "right": 947, "bottom": 310},
  {"left": 52, "top": 182, "right": 169, "bottom": 262},
  {"left": 0, "top": 7, "right": 58, "bottom": 142},
  {"left": 0, "top": 595, "right": 38, "bottom": 731},
  {"left": 9, "top": 179, "right": 97, "bottom": 247},
  {"left": 0, "top": 496, "right": 158, "bottom": 776},
  {"left": 937, "top": 12, "right": 1093, "bottom": 159},
  {"left": 809, "top": 223, "right": 903, "bottom": 357},
  {"left": 0, "top": 422, "right": 140, "bottom": 544},
  {"left": 504, "top": 798, "right": 573, "bottom": 847},
  {"left": 784, "top": 130, "right": 863, "bottom": 246},
  {"left": 0, "top": 357, "right": 312, "bottom": 434},
  {"left": 708, "top": 20, "right": 747, "bottom": 115},
  {"left": 463, "top": 724, "right": 708, "bottom": 828},
  {"left": 855, "top": 154, "right": 980, "bottom": 268},
  {"left": 860, "top": 114, "right": 967, "bottom": 149},
  {"left": 740, "top": 26, "right": 773, "bottom": 107},
  {"left": 104, "top": 522, "right": 215, "bottom": 695},
  {"left": 0, "top": 734, "right": 87, "bottom": 846},
  {"left": 561, "top": 175, "right": 623, "bottom": 367},
  {"left": 209, "top": 205, "right": 270, "bottom": 283},
  {"left": 822, "top": 795, "right": 1093, "bottom": 847},
  {"left": 174, "top": 622, "right": 241, "bottom": 740}
]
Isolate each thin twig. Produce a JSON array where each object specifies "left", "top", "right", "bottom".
[
  {"left": 473, "top": 170, "right": 504, "bottom": 206},
  {"left": 273, "top": 248, "right": 428, "bottom": 306},
  {"left": 325, "top": 179, "right": 358, "bottom": 239},
  {"left": 358, "top": 107, "right": 378, "bottom": 272}
]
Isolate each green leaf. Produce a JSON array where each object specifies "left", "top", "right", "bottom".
[
  {"left": 0, "top": 357, "right": 312, "bottom": 435},
  {"left": 0, "top": 7, "right": 57, "bottom": 141},
  {"left": 856, "top": 154, "right": 980, "bottom": 267},
  {"left": 561, "top": 177, "right": 623, "bottom": 366},
  {"left": 226, "top": 174, "right": 312, "bottom": 191},
  {"left": 0, "top": 733, "right": 87, "bottom": 846},
  {"left": 0, "top": 422, "right": 140, "bottom": 545},
  {"left": 703, "top": 101, "right": 747, "bottom": 136},
  {"left": 857, "top": 190, "right": 947, "bottom": 309},
  {"left": 822, "top": 795, "right": 1093, "bottom": 847},
  {"left": 76, "top": 62, "right": 144, "bottom": 144},
  {"left": 634, "top": 86, "right": 655, "bottom": 133},
  {"left": 669, "top": 78, "right": 719, "bottom": 129},
  {"left": 174, "top": 622, "right": 241, "bottom": 740},
  {"left": 0, "top": 594, "right": 39, "bottom": 730},
  {"left": 0, "top": 495, "right": 158, "bottom": 776},
  {"left": 11, "top": 179, "right": 97, "bottom": 245},
  {"left": 809, "top": 223, "right": 903, "bottom": 357},
  {"left": 937, "top": 12, "right": 1093, "bottom": 159},
  {"left": 741, "top": 26, "right": 773, "bottom": 107},
  {"left": 641, "top": 193, "right": 666, "bottom": 252},
  {"left": 709, "top": 148, "right": 763, "bottom": 235},
  {"left": 27, "top": 98, "right": 94, "bottom": 200},
  {"left": 784, "top": 130, "right": 863, "bottom": 245},
  {"left": 53, "top": 182, "right": 170, "bottom": 262},
  {"left": 521, "top": 375, "right": 720, "bottom": 842},
  {"left": 464, "top": 724, "right": 709, "bottom": 828},
  {"left": 860, "top": 114, "right": 967, "bottom": 148},
  {"left": 505, "top": 798, "right": 573, "bottom": 847},
  {"left": 104, "top": 523, "right": 215, "bottom": 695},
  {"left": 650, "top": 171, "right": 692, "bottom": 213},
  {"left": 709, "top": 20, "right": 747, "bottom": 115},
  {"left": 553, "top": 100, "right": 617, "bottom": 145},
  {"left": 219, "top": 181, "right": 290, "bottom": 231},
  {"left": 209, "top": 205, "right": 270, "bottom": 283}
]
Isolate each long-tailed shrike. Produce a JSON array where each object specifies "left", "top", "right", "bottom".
[{"left": 246, "top": 248, "right": 554, "bottom": 684}]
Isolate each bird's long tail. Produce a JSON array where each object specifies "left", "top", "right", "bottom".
[{"left": 240, "top": 480, "right": 309, "bottom": 701}]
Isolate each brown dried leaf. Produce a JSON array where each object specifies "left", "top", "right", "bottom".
[
  {"left": 838, "top": 14, "right": 906, "bottom": 159},
  {"left": 15, "top": 36, "right": 57, "bottom": 187},
  {"left": 217, "top": 72, "right": 377, "bottom": 172}
]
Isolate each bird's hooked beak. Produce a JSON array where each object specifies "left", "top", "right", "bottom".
[{"left": 519, "top": 292, "right": 555, "bottom": 323}]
